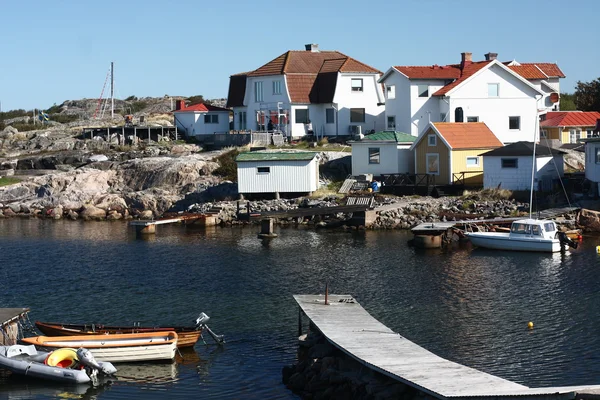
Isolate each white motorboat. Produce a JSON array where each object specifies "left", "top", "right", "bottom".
[
  {"left": 465, "top": 218, "right": 576, "bottom": 252},
  {"left": 0, "top": 345, "right": 116, "bottom": 385},
  {"left": 21, "top": 331, "right": 178, "bottom": 363}
]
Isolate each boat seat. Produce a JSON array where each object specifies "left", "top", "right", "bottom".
[{"left": 4, "top": 344, "right": 38, "bottom": 358}]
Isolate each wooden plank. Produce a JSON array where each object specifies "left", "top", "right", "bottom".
[
  {"left": 294, "top": 295, "right": 600, "bottom": 399},
  {"left": 0, "top": 308, "right": 29, "bottom": 326}
]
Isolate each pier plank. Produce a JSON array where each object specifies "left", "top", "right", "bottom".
[{"left": 294, "top": 294, "right": 600, "bottom": 399}]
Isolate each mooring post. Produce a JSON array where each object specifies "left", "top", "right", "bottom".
[
  {"left": 325, "top": 281, "right": 329, "bottom": 305},
  {"left": 298, "top": 306, "right": 302, "bottom": 337}
]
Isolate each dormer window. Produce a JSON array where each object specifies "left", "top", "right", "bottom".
[
  {"left": 351, "top": 79, "right": 363, "bottom": 92},
  {"left": 418, "top": 84, "right": 429, "bottom": 97}
]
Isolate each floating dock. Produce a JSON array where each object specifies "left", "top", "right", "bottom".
[{"left": 294, "top": 294, "right": 600, "bottom": 399}]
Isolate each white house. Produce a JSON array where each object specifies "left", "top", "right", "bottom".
[
  {"left": 378, "top": 52, "right": 564, "bottom": 143},
  {"left": 226, "top": 44, "right": 385, "bottom": 139},
  {"left": 350, "top": 131, "right": 415, "bottom": 176},
  {"left": 236, "top": 151, "right": 319, "bottom": 196},
  {"left": 480, "top": 141, "right": 565, "bottom": 191},
  {"left": 173, "top": 102, "right": 231, "bottom": 137},
  {"left": 581, "top": 137, "right": 600, "bottom": 196}
]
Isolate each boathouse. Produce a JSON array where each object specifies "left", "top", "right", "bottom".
[
  {"left": 480, "top": 141, "right": 565, "bottom": 191},
  {"left": 350, "top": 131, "right": 415, "bottom": 176},
  {"left": 172, "top": 101, "right": 231, "bottom": 138},
  {"left": 580, "top": 134, "right": 600, "bottom": 196},
  {"left": 236, "top": 151, "right": 319, "bottom": 197}
]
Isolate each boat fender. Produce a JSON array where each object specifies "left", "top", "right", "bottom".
[{"left": 45, "top": 348, "right": 78, "bottom": 368}]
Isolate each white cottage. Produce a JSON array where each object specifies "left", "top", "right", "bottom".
[
  {"left": 378, "top": 52, "right": 563, "bottom": 143},
  {"left": 581, "top": 137, "right": 600, "bottom": 196},
  {"left": 173, "top": 102, "right": 231, "bottom": 138},
  {"left": 236, "top": 151, "right": 319, "bottom": 197},
  {"left": 350, "top": 131, "right": 415, "bottom": 176},
  {"left": 226, "top": 44, "right": 385, "bottom": 139},
  {"left": 480, "top": 141, "right": 565, "bottom": 191}
]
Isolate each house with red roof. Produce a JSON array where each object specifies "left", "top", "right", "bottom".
[
  {"left": 226, "top": 44, "right": 385, "bottom": 139},
  {"left": 172, "top": 101, "right": 232, "bottom": 137},
  {"left": 540, "top": 111, "right": 600, "bottom": 144},
  {"left": 378, "top": 52, "right": 564, "bottom": 144},
  {"left": 410, "top": 122, "right": 503, "bottom": 186}
]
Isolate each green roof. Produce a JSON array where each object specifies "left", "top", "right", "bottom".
[
  {"left": 361, "top": 131, "right": 416, "bottom": 143},
  {"left": 236, "top": 151, "right": 318, "bottom": 162}
]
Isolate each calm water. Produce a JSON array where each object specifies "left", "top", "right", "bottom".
[{"left": 1, "top": 219, "right": 600, "bottom": 399}]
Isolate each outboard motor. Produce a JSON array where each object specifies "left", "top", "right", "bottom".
[
  {"left": 77, "top": 347, "right": 117, "bottom": 386},
  {"left": 557, "top": 231, "right": 578, "bottom": 250}
]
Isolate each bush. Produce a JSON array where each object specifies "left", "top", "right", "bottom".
[
  {"left": 212, "top": 149, "right": 240, "bottom": 181},
  {"left": 7, "top": 122, "right": 40, "bottom": 132},
  {"left": 462, "top": 188, "right": 513, "bottom": 201},
  {"left": 128, "top": 101, "right": 148, "bottom": 114},
  {"left": 317, "top": 137, "right": 329, "bottom": 146},
  {"left": 125, "top": 95, "right": 137, "bottom": 101}
]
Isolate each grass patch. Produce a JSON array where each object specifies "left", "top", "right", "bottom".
[
  {"left": 0, "top": 177, "right": 21, "bottom": 187},
  {"left": 212, "top": 148, "right": 240, "bottom": 181},
  {"left": 462, "top": 188, "right": 513, "bottom": 201}
]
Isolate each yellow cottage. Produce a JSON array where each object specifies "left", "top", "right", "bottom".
[{"left": 411, "top": 122, "right": 503, "bottom": 186}]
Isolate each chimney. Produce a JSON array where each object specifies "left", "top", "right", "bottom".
[
  {"left": 460, "top": 52, "right": 472, "bottom": 70},
  {"left": 305, "top": 43, "right": 319, "bottom": 52},
  {"left": 484, "top": 52, "right": 498, "bottom": 61},
  {"left": 175, "top": 100, "right": 186, "bottom": 110}
]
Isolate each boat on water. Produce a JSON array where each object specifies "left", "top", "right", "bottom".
[
  {"left": 0, "top": 345, "right": 116, "bottom": 385},
  {"left": 20, "top": 331, "right": 178, "bottom": 363},
  {"left": 34, "top": 312, "right": 219, "bottom": 348},
  {"left": 465, "top": 218, "right": 576, "bottom": 252}
]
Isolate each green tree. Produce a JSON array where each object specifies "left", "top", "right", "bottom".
[
  {"left": 186, "top": 95, "right": 209, "bottom": 106},
  {"left": 559, "top": 93, "right": 577, "bottom": 111},
  {"left": 574, "top": 78, "right": 600, "bottom": 111}
]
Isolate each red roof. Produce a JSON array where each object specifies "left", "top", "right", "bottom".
[
  {"left": 431, "top": 122, "right": 503, "bottom": 149},
  {"left": 394, "top": 65, "right": 462, "bottom": 79},
  {"left": 540, "top": 111, "right": 600, "bottom": 127},
  {"left": 432, "top": 62, "right": 491, "bottom": 96},
  {"left": 174, "top": 103, "right": 231, "bottom": 113}
]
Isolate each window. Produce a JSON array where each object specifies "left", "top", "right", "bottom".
[
  {"left": 257, "top": 167, "right": 270, "bottom": 173},
  {"left": 509, "top": 116, "right": 520, "bottom": 130},
  {"left": 586, "top": 129, "right": 594, "bottom": 138},
  {"left": 254, "top": 81, "right": 263, "bottom": 102},
  {"left": 541, "top": 129, "right": 547, "bottom": 139},
  {"left": 428, "top": 134, "right": 436, "bottom": 146},
  {"left": 350, "top": 108, "right": 365, "bottom": 123},
  {"left": 204, "top": 114, "right": 218, "bottom": 124},
  {"left": 501, "top": 158, "right": 518, "bottom": 168},
  {"left": 595, "top": 147, "right": 600, "bottom": 164},
  {"left": 273, "top": 80, "right": 282, "bottom": 95},
  {"left": 325, "top": 108, "right": 335, "bottom": 124},
  {"left": 351, "top": 79, "right": 363, "bottom": 92},
  {"left": 295, "top": 109, "right": 309, "bottom": 124},
  {"left": 368, "top": 148, "right": 380, "bottom": 164},
  {"left": 440, "top": 113, "right": 446, "bottom": 122},
  {"left": 418, "top": 84, "right": 429, "bottom": 97},
  {"left": 544, "top": 222, "right": 556, "bottom": 232},
  {"left": 238, "top": 111, "right": 247, "bottom": 130},
  {"left": 387, "top": 116, "right": 396, "bottom": 130},
  {"left": 532, "top": 225, "right": 541, "bottom": 236},
  {"left": 569, "top": 129, "right": 581, "bottom": 143},
  {"left": 426, "top": 153, "right": 439, "bottom": 174},
  {"left": 467, "top": 116, "right": 479, "bottom": 122},
  {"left": 466, "top": 156, "right": 479, "bottom": 167},
  {"left": 488, "top": 83, "right": 499, "bottom": 97},
  {"left": 387, "top": 85, "right": 395, "bottom": 99}
]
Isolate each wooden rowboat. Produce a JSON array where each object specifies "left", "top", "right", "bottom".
[
  {"left": 21, "top": 331, "right": 178, "bottom": 363},
  {"left": 35, "top": 321, "right": 202, "bottom": 348}
]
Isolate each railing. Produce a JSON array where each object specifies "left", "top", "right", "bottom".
[{"left": 452, "top": 171, "right": 483, "bottom": 186}]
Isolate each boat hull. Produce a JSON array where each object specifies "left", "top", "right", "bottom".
[
  {"left": 21, "top": 332, "right": 178, "bottom": 363},
  {"left": 35, "top": 322, "right": 201, "bottom": 348},
  {"left": 466, "top": 232, "right": 562, "bottom": 252}
]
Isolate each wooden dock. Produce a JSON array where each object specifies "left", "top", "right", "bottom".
[
  {"left": 129, "top": 213, "right": 217, "bottom": 234},
  {"left": 294, "top": 294, "right": 600, "bottom": 399},
  {"left": 1, "top": 308, "right": 29, "bottom": 345}
]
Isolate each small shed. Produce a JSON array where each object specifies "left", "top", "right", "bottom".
[
  {"left": 350, "top": 131, "right": 415, "bottom": 176},
  {"left": 480, "top": 141, "right": 565, "bottom": 191},
  {"left": 580, "top": 137, "right": 600, "bottom": 196},
  {"left": 236, "top": 151, "right": 320, "bottom": 196},
  {"left": 411, "top": 122, "right": 503, "bottom": 186},
  {"left": 173, "top": 103, "right": 231, "bottom": 137}
]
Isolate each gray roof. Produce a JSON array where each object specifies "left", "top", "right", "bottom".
[{"left": 479, "top": 141, "right": 565, "bottom": 157}]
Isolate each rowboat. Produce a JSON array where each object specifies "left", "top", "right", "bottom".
[
  {"left": 34, "top": 313, "right": 214, "bottom": 348},
  {"left": 21, "top": 331, "right": 178, "bottom": 363},
  {"left": 0, "top": 345, "right": 116, "bottom": 384}
]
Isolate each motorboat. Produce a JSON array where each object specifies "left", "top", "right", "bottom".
[
  {"left": 465, "top": 218, "right": 577, "bottom": 253},
  {"left": 0, "top": 345, "right": 116, "bottom": 385},
  {"left": 21, "top": 331, "right": 178, "bottom": 363}
]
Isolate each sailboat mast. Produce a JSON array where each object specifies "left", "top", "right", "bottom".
[{"left": 110, "top": 62, "right": 114, "bottom": 119}]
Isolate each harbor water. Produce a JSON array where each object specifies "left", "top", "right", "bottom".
[{"left": 1, "top": 219, "right": 600, "bottom": 399}]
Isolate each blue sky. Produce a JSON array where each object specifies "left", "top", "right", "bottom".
[{"left": 1, "top": 0, "right": 599, "bottom": 111}]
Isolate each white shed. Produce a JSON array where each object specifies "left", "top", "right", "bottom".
[
  {"left": 581, "top": 137, "right": 600, "bottom": 196},
  {"left": 173, "top": 103, "right": 231, "bottom": 137},
  {"left": 350, "top": 131, "right": 415, "bottom": 176},
  {"left": 236, "top": 151, "right": 320, "bottom": 196},
  {"left": 480, "top": 141, "right": 565, "bottom": 191}
]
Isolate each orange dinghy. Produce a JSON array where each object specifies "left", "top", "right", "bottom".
[{"left": 21, "top": 331, "right": 178, "bottom": 363}]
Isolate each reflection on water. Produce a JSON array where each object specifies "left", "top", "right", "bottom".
[{"left": 0, "top": 219, "right": 599, "bottom": 398}]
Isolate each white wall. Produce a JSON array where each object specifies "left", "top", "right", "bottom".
[
  {"left": 333, "top": 73, "right": 385, "bottom": 136},
  {"left": 243, "top": 75, "right": 292, "bottom": 134},
  {"left": 351, "top": 143, "right": 413, "bottom": 175},
  {"left": 382, "top": 72, "right": 412, "bottom": 134},
  {"left": 483, "top": 155, "right": 563, "bottom": 190},
  {"left": 585, "top": 141, "right": 600, "bottom": 182},
  {"left": 409, "top": 80, "right": 446, "bottom": 136},
  {"left": 173, "top": 111, "right": 230, "bottom": 136},
  {"left": 447, "top": 64, "right": 540, "bottom": 144},
  {"left": 237, "top": 159, "right": 319, "bottom": 193}
]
